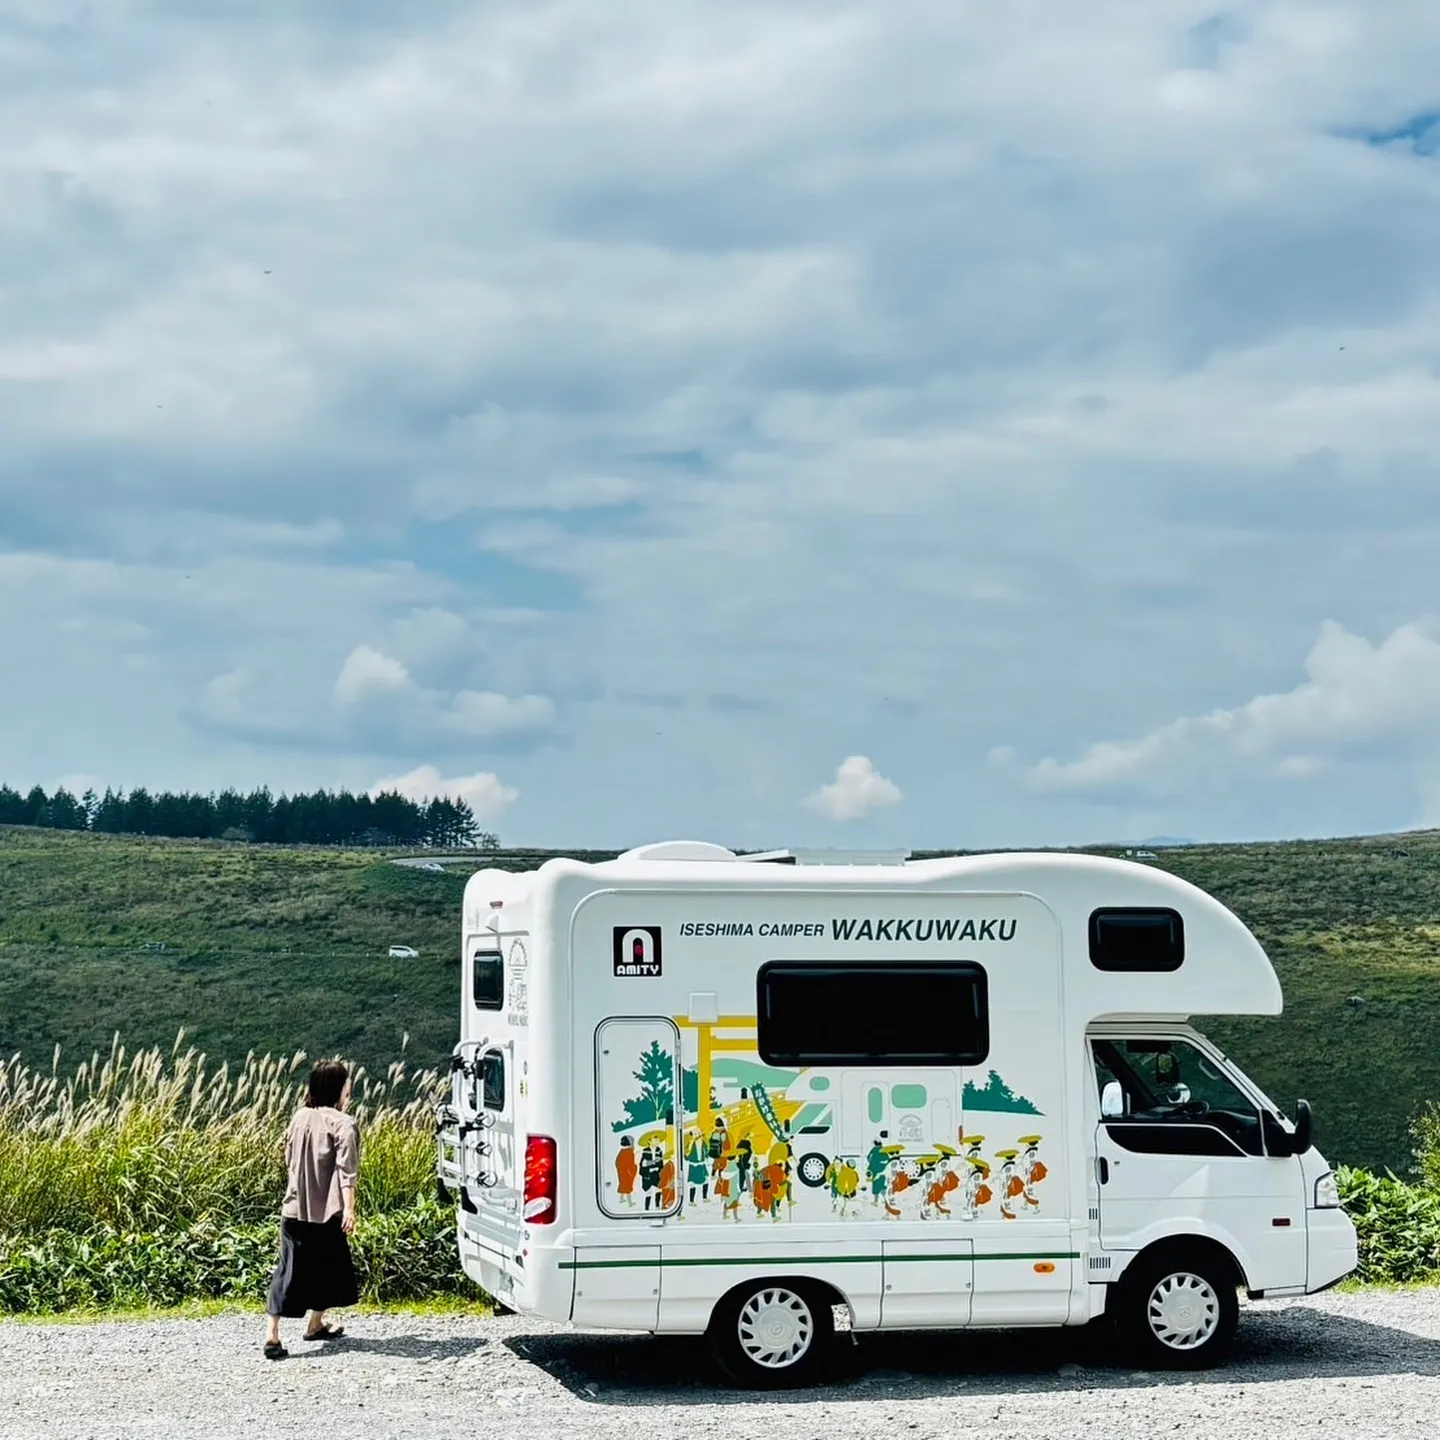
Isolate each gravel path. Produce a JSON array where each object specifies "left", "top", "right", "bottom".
[{"left": 4, "top": 1291, "right": 1440, "bottom": 1439}]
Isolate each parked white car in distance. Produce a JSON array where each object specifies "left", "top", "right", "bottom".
[{"left": 388, "top": 944, "right": 420, "bottom": 958}]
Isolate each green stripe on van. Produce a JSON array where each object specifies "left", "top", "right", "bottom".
[{"left": 559, "top": 1251, "right": 1079, "bottom": 1271}]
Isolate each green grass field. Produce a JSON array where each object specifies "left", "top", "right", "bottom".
[{"left": 3, "top": 824, "right": 1439, "bottom": 1174}]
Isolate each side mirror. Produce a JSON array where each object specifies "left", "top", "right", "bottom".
[
  {"left": 1101, "top": 1080, "right": 1126, "bottom": 1119},
  {"left": 1261, "top": 1109, "right": 1293, "bottom": 1157},
  {"left": 1292, "top": 1099, "right": 1314, "bottom": 1156}
]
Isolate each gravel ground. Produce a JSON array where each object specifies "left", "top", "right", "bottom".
[{"left": 4, "top": 1290, "right": 1440, "bottom": 1440}]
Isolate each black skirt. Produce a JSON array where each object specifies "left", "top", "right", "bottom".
[{"left": 265, "top": 1216, "right": 359, "bottom": 1318}]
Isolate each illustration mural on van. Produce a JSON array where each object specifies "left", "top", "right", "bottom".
[{"left": 603, "top": 1015, "right": 1050, "bottom": 1223}]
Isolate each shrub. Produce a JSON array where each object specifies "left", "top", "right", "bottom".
[
  {"left": 1338, "top": 1164, "right": 1440, "bottom": 1284},
  {"left": 1413, "top": 1100, "right": 1440, "bottom": 1192}
]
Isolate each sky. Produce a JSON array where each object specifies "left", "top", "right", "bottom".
[{"left": 3, "top": 1, "right": 1440, "bottom": 851}]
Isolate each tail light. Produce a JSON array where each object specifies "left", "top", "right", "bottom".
[{"left": 523, "top": 1134, "right": 557, "bottom": 1223}]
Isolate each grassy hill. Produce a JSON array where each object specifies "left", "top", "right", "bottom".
[{"left": 3, "top": 825, "right": 1439, "bottom": 1174}]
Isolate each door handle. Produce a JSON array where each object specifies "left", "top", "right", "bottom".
[{"left": 1098, "top": 1157, "right": 1109, "bottom": 1185}]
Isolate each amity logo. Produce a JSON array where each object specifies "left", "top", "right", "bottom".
[{"left": 613, "top": 926, "right": 662, "bottom": 978}]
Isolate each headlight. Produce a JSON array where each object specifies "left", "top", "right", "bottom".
[{"left": 1313, "top": 1171, "right": 1340, "bottom": 1209}]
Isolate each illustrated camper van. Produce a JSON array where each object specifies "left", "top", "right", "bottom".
[{"left": 435, "top": 842, "right": 1356, "bottom": 1388}]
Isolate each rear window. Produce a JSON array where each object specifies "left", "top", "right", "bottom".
[
  {"left": 1089, "top": 908, "right": 1184, "bottom": 972},
  {"left": 479, "top": 1049, "right": 505, "bottom": 1111},
  {"left": 472, "top": 950, "right": 504, "bottom": 1010},
  {"left": 757, "top": 961, "right": 989, "bottom": 1067}
]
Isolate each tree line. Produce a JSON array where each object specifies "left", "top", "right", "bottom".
[{"left": 0, "top": 782, "right": 499, "bottom": 850}]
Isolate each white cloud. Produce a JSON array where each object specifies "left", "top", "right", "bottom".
[
  {"left": 441, "top": 690, "right": 557, "bottom": 738},
  {"left": 331, "top": 640, "right": 556, "bottom": 747},
  {"left": 334, "top": 645, "right": 414, "bottom": 706},
  {"left": 369, "top": 764, "right": 518, "bottom": 825},
  {"left": 5, "top": 5, "right": 1440, "bottom": 847},
  {"left": 804, "top": 755, "right": 903, "bottom": 822},
  {"left": 1026, "top": 619, "right": 1440, "bottom": 797}
]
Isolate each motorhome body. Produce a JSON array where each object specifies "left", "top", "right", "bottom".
[{"left": 436, "top": 842, "right": 1356, "bottom": 1385}]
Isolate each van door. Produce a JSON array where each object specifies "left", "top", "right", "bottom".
[
  {"left": 1091, "top": 1036, "right": 1308, "bottom": 1293},
  {"left": 450, "top": 1034, "right": 524, "bottom": 1271}
]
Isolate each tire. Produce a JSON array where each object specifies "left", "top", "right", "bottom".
[
  {"left": 796, "top": 1152, "right": 830, "bottom": 1188},
  {"left": 1115, "top": 1249, "right": 1239, "bottom": 1370},
  {"left": 706, "top": 1280, "right": 834, "bottom": 1389}
]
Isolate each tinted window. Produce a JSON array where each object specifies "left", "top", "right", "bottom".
[
  {"left": 479, "top": 1049, "right": 505, "bottom": 1111},
  {"left": 473, "top": 951, "right": 504, "bottom": 1010},
  {"left": 1105, "top": 1123, "right": 1244, "bottom": 1158},
  {"left": 757, "top": 962, "right": 989, "bottom": 1066},
  {"left": 1089, "top": 908, "right": 1184, "bottom": 972}
]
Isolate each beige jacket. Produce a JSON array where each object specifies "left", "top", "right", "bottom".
[{"left": 281, "top": 1106, "right": 360, "bottom": 1224}]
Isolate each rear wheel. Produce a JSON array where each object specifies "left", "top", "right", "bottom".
[
  {"left": 707, "top": 1280, "right": 834, "bottom": 1389},
  {"left": 1116, "top": 1250, "right": 1239, "bottom": 1370}
]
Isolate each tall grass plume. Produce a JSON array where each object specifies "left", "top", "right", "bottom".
[{"left": 0, "top": 1033, "right": 481, "bottom": 1314}]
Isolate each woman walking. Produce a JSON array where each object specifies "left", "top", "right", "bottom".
[{"left": 263, "top": 1059, "right": 361, "bottom": 1360}]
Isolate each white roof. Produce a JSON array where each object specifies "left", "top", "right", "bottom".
[{"left": 460, "top": 842, "right": 1279, "bottom": 1016}]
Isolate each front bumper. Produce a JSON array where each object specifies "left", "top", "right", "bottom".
[{"left": 1307, "top": 1205, "right": 1359, "bottom": 1293}]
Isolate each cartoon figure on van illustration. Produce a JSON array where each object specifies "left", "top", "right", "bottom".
[
  {"left": 734, "top": 1136, "right": 754, "bottom": 1198},
  {"left": 883, "top": 1147, "right": 908, "bottom": 1218},
  {"left": 686, "top": 1130, "right": 710, "bottom": 1205},
  {"left": 715, "top": 1147, "right": 738, "bottom": 1215},
  {"left": 772, "top": 1138, "right": 796, "bottom": 1217},
  {"left": 960, "top": 1136, "right": 992, "bottom": 1220},
  {"left": 995, "top": 1149, "right": 1022, "bottom": 1219},
  {"left": 708, "top": 1116, "right": 728, "bottom": 1163},
  {"left": 923, "top": 1147, "right": 960, "bottom": 1219},
  {"left": 1018, "top": 1135, "right": 1047, "bottom": 1211},
  {"left": 638, "top": 1141, "right": 662, "bottom": 1210},
  {"left": 660, "top": 1147, "right": 677, "bottom": 1210},
  {"left": 866, "top": 1139, "right": 889, "bottom": 1207},
  {"left": 615, "top": 1135, "right": 638, "bottom": 1207},
  {"left": 754, "top": 1154, "right": 788, "bottom": 1219}
]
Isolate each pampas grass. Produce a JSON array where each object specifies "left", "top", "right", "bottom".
[{"left": 0, "top": 1033, "right": 481, "bottom": 1314}]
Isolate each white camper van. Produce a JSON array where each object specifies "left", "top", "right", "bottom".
[{"left": 435, "top": 842, "right": 1356, "bottom": 1387}]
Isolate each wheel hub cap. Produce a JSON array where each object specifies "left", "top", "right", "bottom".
[
  {"left": 1147, "top": 1271, "right": 1220, "bottom": 1350},
  {"left": 738, "top": 1288, "right": 814, "bottom": 1369}
]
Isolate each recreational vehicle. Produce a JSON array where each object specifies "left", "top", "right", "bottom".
[{"left": 435, "top": 842, "right": 1356, "bottom": 1386}]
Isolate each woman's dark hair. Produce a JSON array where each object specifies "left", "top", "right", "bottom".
[{"left": 306, "top": 1059, "right": 349, "bottom": 1109}]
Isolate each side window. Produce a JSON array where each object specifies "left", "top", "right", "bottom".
[
  {"left": 596, "top": 1017, "right": 683, "bottom": 1220},
  {"left": 472, "top": 950, "right": 504, "bottom": 1011},
  {"left": 1093, "top": 1038, "right": 1262, "bottom": 1157},
  {"left": 1089, "top": 909, "right": 1183, "bottom": 972},
  {"left": 757, "top": 962, "right": 989, "bottom": 1066}
]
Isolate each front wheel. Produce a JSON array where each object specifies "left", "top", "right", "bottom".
[
  {"left": 1116, "top": 1251, "right": 1239, "bottom": 1370},
  {"left": 707, "top": 1281, "right": 834, "bottom": 1389}
]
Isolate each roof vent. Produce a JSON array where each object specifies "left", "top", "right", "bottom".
[
  {"left": 617, "top": 841, "right": 738, "bottom": 863},
  {"left": 739, "top": 848, "right": 912, "bottom": 866}
]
